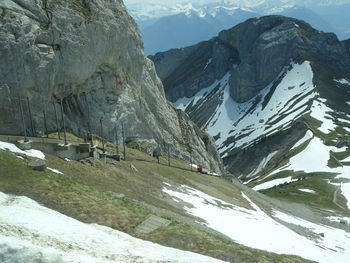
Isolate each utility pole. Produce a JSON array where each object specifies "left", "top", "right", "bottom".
[
  {"left": 122, "top": 121, "right": 126, "bottom": 161},
  {"left": 27, "top": 97, "right": 35, "bottom": 137},
  {"left": 18, "top": 97, "right": 28, "bottom": 142},
  {"left": 99, "top": 117, "right": 105, "bottom": 152},
  {"left": 43, "top": 103, "right": 48, "bottom": 138},
  {"left": 115, "top": 126, "right": 119, "bottom": 156},
  {"left": 86, "top": 100, "right": 91, "bottom": 135},
  {"left": 52, "top": 100, "right": 60, "bottom": 139},
  {"left": 60, "top": 98, "right": 68, "bottom": 145},
  {"left": 190, "top": 147, "right": 193, "bottom": 172},
  {"left": 168, "top": 143, "right": 170, "bottom": 167}
]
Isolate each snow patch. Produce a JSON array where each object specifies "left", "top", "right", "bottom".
[
  {"left": 203, "top": 58, "right": 212, "bottom": 70},
  {"left": 246, "top": 151, "right": 278, "bottom": 178},
  {"left": 328, "top": 216, "right": 350, "bottom": 224},
  {"left": 175, "top": 61, "right": 316, "bottom": 154},
  {"left": 310, "top": 99, "right": 337, "bottom": 134},
  {"left": 47, "top": 168, "right": 64, "bottom": 175},
  {"left": 0, "top": 141, "right": 45, "bottom": 160},
  {"left": 0, "top": 192, "right": 225, "bottom": 263},
  {"left": 291, "top": 130, "right": 313, "bottom": 150},
  {"left": 163, "top": 186, "right": 350, "bottom": 263},
  {"left": 253, "top": 176, "right": 297, "bottom": 191},
  {"left": 298, "top": 188, "right": 316, "bottom": 194},
  {"left": 334, "top": 78, "right": 350, "bottom": 85},
  {"left": 271, "top": 137, "right": 349, "bottom": 175}
]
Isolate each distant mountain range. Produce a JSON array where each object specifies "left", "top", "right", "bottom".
[{"left": 125, "top": 0, "right": 350, "bottom": 55}]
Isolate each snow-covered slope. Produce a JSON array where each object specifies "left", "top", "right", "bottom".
[
  {"left": 0, "top": 192, "right": 225, "bottom": 263},
  {"left": 172, "top": 57, "right": 350, "bottom": 207},
  {"left": 176, "top": 61, "right": 316, "bottom": 156},
  {"left": 163, "top": 185, "right": 350, "bottom": 263}
]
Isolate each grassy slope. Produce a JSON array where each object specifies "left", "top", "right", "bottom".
[
  {"left": 0, "top": 146, "right": 312, "bottom": 263},
  {"left": 246, "top": 62, "right": 350, "bottom": 215}
]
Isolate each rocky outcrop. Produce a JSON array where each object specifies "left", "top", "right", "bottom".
[
  {"left": 152, "top": 15, "right": 350, "bottom": 103},
  {"left": 0, "top": 0, "right": 222, "bottom": 172}
]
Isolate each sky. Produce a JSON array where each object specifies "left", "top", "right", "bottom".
[{"left": 124, "top": 0, "right": 350, "bottom": 5}]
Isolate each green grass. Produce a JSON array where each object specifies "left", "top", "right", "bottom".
[
  {"left": 260, "top": 172, "right": 349, "bottom": 214},
  {"left": 0, "top": 145, "right": 315, "bottom": 263}
]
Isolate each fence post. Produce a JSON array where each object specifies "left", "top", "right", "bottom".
[
  {"left": 86, "top": 101, "right": 91, "bottom": 135},
  {"left": 122, "top": 122, "right": 126, "bottom": 160},
  {"left": 100, "top": 117, "right": 105, "bottom": 152},
  {"left": 18, "top": 97, "right": 28, "bottom": 142},
  {"left": 60, "top": 98, "right": 68, "bottom": 145},
  {"left": 190, "top": 149, "right": 193, "bottom": 171},
  {"left": 43, "top": 105, "right": 48, "bottom": 138},
  {"left": 53, "top": 101, "right": 60, "bottom": 140},
  {"left": 27, "top": 97, "right": 35, "bottom": 137},
  {"left": 168, "top": 143, "right": 170, "bottom": 167},
  {"left": 115, "top": 126, "right": 119, "bottom": 156}
]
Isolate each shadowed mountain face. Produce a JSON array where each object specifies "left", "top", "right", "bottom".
[
  {"left": 0, "top": 0, "right": 223, "bottom": 173},
  {"left": 151, "top": 15, "right": 350, "bottom": 183}
]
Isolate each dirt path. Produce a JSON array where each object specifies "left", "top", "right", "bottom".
[{"left": 332, "top": 185, "right": 346, "bottom": 210}]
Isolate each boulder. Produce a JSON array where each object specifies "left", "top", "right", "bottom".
[{"left": 28, "top": 159, "right": 46, "bottom": 172}]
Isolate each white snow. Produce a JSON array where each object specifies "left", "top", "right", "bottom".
[
  {"left": 346, "top": 102, "right": 350, "bottom": 106},
  {"left": 0, "top": 141, "right": 45, "bottom": 160},
  {"left": 203, "top": 58, "right": 212, "bottom": 70},
  {"left": 328, "top": 216, "right": 350, "bottom": 224},
  {"left": 271, "top": 137, "right": 349, "bottom": 175},
  {"left": 173, "top": 73, "right": 230, "bottom": 111},
  {"left": 174, "top": 61, "right": 316, "bottom": 154},
  {"left": 0, "top": 192, "right": 226, "bottom": 263},
  {"left": 47, "top": 167, "right": 64, "bottom": 175},
  {"left": 340, "top": 182, "right": 350, "bottom": 209},
  {"left": 272, "top": 210, "right": 350, "bottom": 262},
  {"left": 246, "top": 151, "right": 278, "bottom": 178},
  {"left": 298, "top": 188, "right": 316, "bottom": 194},
  {"left": 310, "top": 99, "right": 337, "bottom": 134},
  {"left": 253, "top": 176, "right": 297, "bottom": 191},
  {"left": 334, "top": 78, "right": 350, "bottom": 85},
  {"left": 266, "top": 135, "right": 350, "bottom": 208},
  {"left": 163, "top": 186, "right": 350, "bottom": 263},
  {"left": 291, "top": 130, "right": 313, "bottom": 150}
]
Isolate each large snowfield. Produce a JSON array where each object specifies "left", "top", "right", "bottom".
[
  {"left": 175, "top": 61, "right": 317, "bottom": 156},
  {"left": 163, "top": 185, "right": 350, "bottom": 263},
  {"left": 0, "top": 192, "right": 226, "bottom": 263}
]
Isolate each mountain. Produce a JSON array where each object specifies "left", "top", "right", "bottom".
[
  {"left": 126, "top": 0, "right": 350, "bottom": 55},
  {"left": 151, "top": 15, "right": 350, "bottom": 196},
  {"left": 0, "top": 0, "right": 222, "bottom": 173},
  {"left": 142, "top": 6, "right": 258, "bottom": 55}
]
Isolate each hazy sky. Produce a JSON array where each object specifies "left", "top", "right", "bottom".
[{"left": 124, "top": 0, "right": 350, "bottom": 5}]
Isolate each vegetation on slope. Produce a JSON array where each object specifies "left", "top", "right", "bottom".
[{"left": 0, "top": 140, "right": 312, "bottom": 263}]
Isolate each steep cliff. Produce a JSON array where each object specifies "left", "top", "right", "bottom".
[
  {"left": 151, "top": 16, "right": 350, "bottom": 184},
  {"left": 0, "top": 0, "right": 222, "bottom": 172},
  {"left": 152, "top": 16, "right": 349, "bottom": 104}
]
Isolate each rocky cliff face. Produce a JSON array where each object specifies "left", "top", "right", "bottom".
[
  {"left": 152, "top": 16, "right": 350, "bottom": 103},
  {"left": 0, "top": 0, "right": 222, "bottom": 172},
  {"left": 151, "top": 15, "right": 350, "bottom": 182}
]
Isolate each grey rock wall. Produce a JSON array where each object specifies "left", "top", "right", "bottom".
[{"left": 0, "top": 0, "right": 222, "bottom": 172}]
